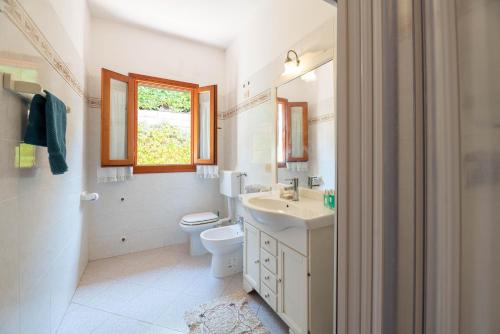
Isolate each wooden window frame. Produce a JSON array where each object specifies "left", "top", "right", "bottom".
[
  {"left": 130, "top": 73, "right": 199, "bottom": 174},
  {"left": 277, "top": 97, "right": 288, "bottom": 168},
  {"left": 101, "top": 68, "right": 135, "bottom": 166},
  {"left": 101, "top": 70, "right": 218, "bottom": 173},
  {"left": 286, "top": 102, "right": 309, "bottom": 162}
]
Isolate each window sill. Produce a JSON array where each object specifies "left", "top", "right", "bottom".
[{"left": 133, "top": 165, "right": 196, "bottom": 174}]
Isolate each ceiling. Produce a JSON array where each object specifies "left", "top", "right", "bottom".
[{"left": 87, "top": 0, "right": 269, "bottom": 49}]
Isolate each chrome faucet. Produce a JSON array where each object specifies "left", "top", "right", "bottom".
[
  {"left": 307, "top": 176, "right": 321, "bottom": 189},
  {"left": 285, "top": 177, "right": 300, "bottom": 201}
]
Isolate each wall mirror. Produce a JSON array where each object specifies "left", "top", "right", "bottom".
[{"left": 276, "top": 60, "right": 335, "bottom": 190}]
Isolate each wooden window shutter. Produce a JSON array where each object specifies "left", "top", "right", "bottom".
[
  {"left": 193, "top": 85, "right": 217, "bottom": 165},
  {"left": 100, "top": 68, "right": 135, "bottom": 166}
]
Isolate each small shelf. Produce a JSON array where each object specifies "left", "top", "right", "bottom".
[{"left": 2, "top": 73, "right": 70, "bottom": 113}]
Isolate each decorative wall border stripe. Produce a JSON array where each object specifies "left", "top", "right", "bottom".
[
  {"left": 87, "top": 88, "right": 273, "bottom": 115},
  {"left": 309, "top": 113, "right": 335, "bottom": 124},
  {"left": 218, "top": 89, "right": 271, "bottom": 120},
  {"left": 2, "top": 0, "right": 84, "bottom": 97},
  {"left": 86, "top": 92, "right": 333, "bottom": 125},
  {"left": 87, "top": 96, "right": 101, "bottom": 109}
]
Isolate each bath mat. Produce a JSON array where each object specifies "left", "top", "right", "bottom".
[{"left": 185, "top": 293, "right": 270, "bottom": 334}]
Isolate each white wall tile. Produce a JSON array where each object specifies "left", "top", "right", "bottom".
[
  {"left": 0, "top": 1, "right": 89, "bottom": 333},
  {"left": 0, "top": 198, "right": 20, "bottom": 334},
  {"left": 19, "top": 272, "right": 51, "bottom": 334}
]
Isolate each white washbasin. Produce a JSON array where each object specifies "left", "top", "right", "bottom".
[{"left": 240, "top": 190, "right": 335, "bottom": 231}]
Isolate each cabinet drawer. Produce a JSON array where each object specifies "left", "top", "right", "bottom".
[
  {"left": 260, "top": 248, "right": 277, "bottom": 274},
  {"left": 260, "top": 282, "right": 277, "bottom": 311},
  {"left": 260, "top": 266, "right": 277, "bottom": 294},
  {"left": 261, "top": 232, "right": 277, "bottom": 256}
]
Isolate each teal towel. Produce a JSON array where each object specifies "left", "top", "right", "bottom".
[
  {"left": 44, "top": 91, "right": 68, "bottom": 175},
  {"left": 23, "top": 91, "right": 68, "bottom": 175},
  {"left": 24, "top": 94, "right": 48, "bottom": 147}
]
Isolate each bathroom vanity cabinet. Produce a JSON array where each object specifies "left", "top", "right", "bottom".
[{"left": 242, "top": 214, "right": 334, "bottom": 334}]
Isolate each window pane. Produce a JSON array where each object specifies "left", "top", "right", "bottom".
[
  {"left": 198, "top": 91, "right": 210, "bottom": 160},
  {"left": 136, "top": 84, "right": 192, "bottom": 166},
  {"left": 109, "top": 78, "right": 128, "bottom": 160}
]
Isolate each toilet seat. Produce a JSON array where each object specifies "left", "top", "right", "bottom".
[
  {"left": 180, "top": 212, "right": 218, "bottom": 226},
  {"left": 179, "top": 212, "right": 220, "bottom": 256}
]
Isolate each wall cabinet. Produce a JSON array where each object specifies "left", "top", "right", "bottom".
[{"left": 243, "top": 217, "right": 334, "bottom": 334}]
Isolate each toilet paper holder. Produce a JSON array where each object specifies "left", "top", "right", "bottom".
[{"left": 80, "top": 191, "right": 99, "bottom": 201}]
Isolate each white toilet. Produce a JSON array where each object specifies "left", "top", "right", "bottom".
[
  {"left": 201, "top": 224, "right": 244, "bottom": 278},
  {"left": 179, "top": 212, "right": 220, "bottom": 256},
  {"left": 179, "top": 170, "right": 241, "bottom": 257}
]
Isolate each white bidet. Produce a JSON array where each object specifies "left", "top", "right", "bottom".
[{"left": 200, "top": 224, "right": 243, "bottom": 278}]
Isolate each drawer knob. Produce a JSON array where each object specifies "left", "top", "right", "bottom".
[
  {"left": 265, "top": 276, "right": 270, "bottom": 280},
  {"left": 265, "top": 293, "right": 270, "bottom": 298},
  {"left": 265, "top": 241, "right": 270, "bottom": 245},
  {"left": 265, "top": 258, "right": 270, "bottom": 262},
  {"left": 278, "top": 278, "right": 282, "bottom": 283},
  {"left": 254, "top": 260, "right": 260, "bottom": 264}
]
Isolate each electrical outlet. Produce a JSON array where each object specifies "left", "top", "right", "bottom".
[{"left": 242, "top": 80, "right": 250, "bottom": 99}]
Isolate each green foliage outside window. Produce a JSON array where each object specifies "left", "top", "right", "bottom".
[
  {"left": 137, "top": 85, "right": 191, "bottom": 113},
  {"left": 136, "top": 123, "right": 191, "bottom": 165}
]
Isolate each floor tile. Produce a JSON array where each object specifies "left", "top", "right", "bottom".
[
  {"left": 247, "top": 291, "right": 264, "bottom": 313},
  {"left": 119, "top": 287, "right": 180, "bottom": 323},
  {"left": 56, "top": 304, "right": 110, "bottom": 334},
  {"left": 57, "top": 244, "right": 288, "bottom": 334},
  {"left": 71, "top": 278, "right": 114, "bottom": 306},
  {"left": 92, "top": 314, "right": 155, "bottom": 334},
  {"left": 151, "top": 268, "right": 198, "bottom": 293},
  {"left": 153, "top": 293, "right": 207, "bottom": 332},
  {"left": 258, "top": 302, "right": 289, "bottom": 334},
  {"left": 85, "top": 280, "right": 146, "bottom": 313},
  {"left": 222, "top": 273, "right": 246, "bottom": 296},
  {"left": 183, "top": 273, "right": 232, "bottom": 300}
]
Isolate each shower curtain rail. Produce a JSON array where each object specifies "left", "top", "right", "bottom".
[{"left": 1, "top": 72, "right": 71, "bottom": 113}]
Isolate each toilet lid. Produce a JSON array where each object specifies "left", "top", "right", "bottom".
[{"left": 181, "top": 212, "right": 219, "bottom": 225}]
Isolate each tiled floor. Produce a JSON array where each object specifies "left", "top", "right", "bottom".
[{"left": 57, "top": 244, "right": 289, "bottom": 333}]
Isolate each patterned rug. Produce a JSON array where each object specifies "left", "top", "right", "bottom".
[{"left": 185, "top": 293, "right": 270, "bottom": 334}]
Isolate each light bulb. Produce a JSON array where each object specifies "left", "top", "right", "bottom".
[{"left": 283, "top": 61, "right": 298, "bottom": 75}]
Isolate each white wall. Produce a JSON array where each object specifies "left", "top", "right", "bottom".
[
  {"left": 221, "top": 0, "right": 336, "bottom": 193},
  {"left": 0, "top": 0, "right": 89, "bottom": 333},
  {"left": 86, "top": 18, "right": 226, "bottom": 260},
  {"left": 47, "top": 0, "right": 90, "bottom": 60},
  {"left": 224, "top": 0, "right": 335, "bottom": 94}
]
